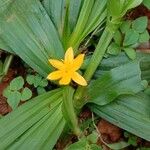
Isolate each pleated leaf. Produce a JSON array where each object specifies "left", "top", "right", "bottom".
[
  {"left": 42, "top": 0, "right": 65, "bottom": 37},
  {"left": 90, "top": 93, "right": 150, "bottom": 141},
  {"left": 0, "top": 89, "right": 65, "bottom": 150},
  {"left": 95, "top": 52, "right": 150, "bottom": 83},
  {"left": 0, "top": 39, "right": 13, "bottom": 53},
  {"left": 87, "top": 62, "right": 144, "bottom": 105},
  {"left": 0, "top": 0, "right": 64, "bottom": 77},
  {"left": 68, "top": 0, "right": 107, "bottom": 50},
  {"left": 43, "top": 0, "right": 82, "bottom": 37}
]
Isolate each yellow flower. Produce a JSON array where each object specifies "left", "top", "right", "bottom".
[{"left": 47, "top": 47, "right": 87, "bottom": 86}]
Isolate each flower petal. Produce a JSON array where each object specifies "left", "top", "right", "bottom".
[
  {"left": 72, "top": 72, "right": 87, "bottom": 86},
  {"left": 49, "top": 59, "right": 64, "bottom": 70},
  {"left": 65, "top": 47, "right": 74, "bottom": 63},
  {"left": 73, "top": 54, "right": 85, "bottom": 71},
  {"left": 47, "top": 71, "right": 62, "bottom": 80},
  {"left": 59, "top": 75, "right": 71, "bottom": 85}
]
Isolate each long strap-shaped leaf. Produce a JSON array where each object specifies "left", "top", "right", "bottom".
[
  {"left": 95, "top": 52, "right": 150, "bottom": 83},
  {"left": 0, "top": 89, "right": 65, "bottom": 150},
  {"left": 42, "top": 0, "right": 107, "bottom": 51},
  {"left": 90, "top": 93, "right": 150, "bottom": 141},
  {"left": 87, "top": 62, "right": 144, "bottom": 106},
  {"left": 68, "top": 0, "right": 107, "bottom": 50},
  {"left": 0, "top": 0, "right": 64, "bottom": 77}
]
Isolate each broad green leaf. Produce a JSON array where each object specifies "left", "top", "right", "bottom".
[
  {"left": 0, "top": 39, "right": 13, "bottom": 53},
  {"left": 66, "top": 138, "right": 88, "bottom": 150},
  {"left": 26, "top": 75, "right": 34, "bottom": 85},
  {"left": 132, "top": 17, "right": 148, "bottom": 33},
  {"left": 90, "top": 93, "right": 150, "bottom": 141},
  {"left": 3, "top": 86, "right": 12, "bottom": 98},
  {"left": 97, "top": 52, "right": 150, "bottom": 83},
  {"left": 27, "top": 74, "right": 48, "bottom": 87},
  {"left": 107, "top": 42, "right": 120, "bottom": 55},
  {"left": 7, "top": 91, "right": 21, "bottom": 109},
  {"left": 68, "top": 0, "right": 107, "bottom": 50},
  {"left": 10, "top": 76, "right": 24, "bottom": 91},
  {"left": 34, "top": 75, "right": 43, "bottom": 87},
  {"left": 68, "top": 0, "right": 83, "bottom": 33},
  {"left": 10, "top": 104, "right": 64, "bottom": 150},
  {"left": 21, "top": 87, "right": 32, "bottom": 101},
  {"left": 143, "top": 0, "right": 150, "bottom": 9},
  {"left": 0, "top": 89, "right": 65, "bottom": 150},
  {"left": 37, "top": 87, "right": 46, "bottom": 95},
  {"left": 107, "top": 0, "right": 123, "bottom": 18},
  {"left": 139, "top": 30, "right": 150, "bottom": 43},
  {"left": 123, "top": 47, "right": 136, "bottom": 60},
  {"left": 106, "top": 141, "right": 129, "bottom": 150},
  {"left": 123, "top": 29, "right": 139, "bottom": 46},
  {"left": 107, "top": 0, "right": 143, "bottom": 19},
  {"left": 42, "top": 0, "right": 65, "bottom": 37},
  {"left": 88, "top": 62, "right": 145, "bottom": 105},
  {"left": 120, "top": 20, "right": 131, "bottom": 33},
  {"left": 82, "top": 52, "right": 150, "bottom": 83},
  {"left": 66, "top": 132, "right": 102, "bottom": 150},
  {"left": 0, "top": 0, "right": 64, "bottom": 77},
  {"left": 144, "top": 87, "right": 150, "bottom": 96},
  {"left": 39, "top": 79, "right": 48, "bottom": 87},
  {"left": 107, "top": 0, "right": 142, "bottom": 34}
]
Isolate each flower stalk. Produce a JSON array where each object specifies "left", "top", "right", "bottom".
[
  {"left": 74, "top": 23, "right": 120, "bottom": 108},
  {"left": 62, "top": 86, "right": 82, "bottom": 136}
]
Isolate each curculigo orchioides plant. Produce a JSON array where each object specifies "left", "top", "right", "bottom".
[{"left": 0, "top": 0, "right": 150, "bottom": 149}]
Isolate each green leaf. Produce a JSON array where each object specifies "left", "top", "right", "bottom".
[
  {"left": 87, "top": 131, "right": 99, "bottom": 144},
  {"left": 144, "top": 87, "right": 150, "bottom": 96},
  {"left": 42, "top": 0, "right": 65, "bottom": 37},
  {"left": 39, "top": 79, "right": 48, "bottom": 87},
  {"left": 139, "top": 30, "right": 150, "bottom": 43},
  {"left": 66, "top": 138, "right": 88, "bottom": 150},
  {"left": 90, "top": 93, "right": 150, "bottom": 141},
  {"left": 26, "top": 75, "right": 34, "bottom": 85},
  {"left": 66, "top": 133, "right": 102, "bottom": 150},
  {"left": 107, "top": 42, "right": 120, "bottom": 55},
  {"left": 21, "top": 87, "right": 32, "bottom": 101},
  {"left": 10, "top": 76, "right": 24, "bottom": 91},
  {"left": 0, "top": 89, "right": 65, "bottom": 150},
  {"left": 113, "top": 30, "right": 122, "bottom": 45},
  {"left": 143, "top": 0, "right": 150, "bottom": 9},
  {"left": 7, "top": 91, "right": 21, "bottom": 110},
  {"left": 37, "top": 87, "right": 46, "bottom": 95},
  {"left": 123, "top": 47, "right": 136, "bottom": 60},
  {"left": 0, "top": 0, "right": 64, "bottom": 77},
  {"left": 34, "top": 75, "right": 42, "bottom": 87},
  {"left": 132, "top": 17, "right": 148, "bottom": 33},
  {"left": 123, "top": 29, "right": 139, "bottom": 46},
  {"left": 3, "top": 86, "right": 13, "bottom": 98},
  {"left": 88, "top": 62, "right": 144, "bottom": 105},
  {"left": 106, "top": 141, "right": 129, "bottom": 150},
  {"left": 68, "top": 0, "right": 83, "bottom": 33},
  {"left": 107, "top": 0, "right": 142, "bottom": 19},
  {"left": 120, "top": 20, "right": 131, "bottom": 33},
  {"left": 121, "top": 0, "right": 143, "bottom": 16},
  {"left": 68, "top": 0, "right": 107, "bottom": 50},
  {"left": 0, "top": 38, "right": 13, "bottom": 53},
  {"left": 98, "top": 52, "right": 150, "bottom": 83}
]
